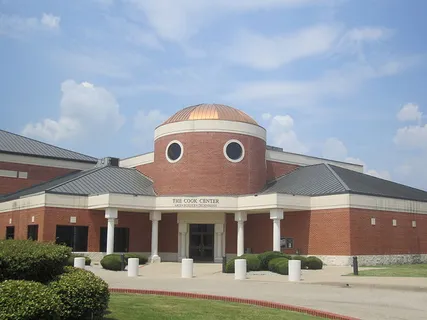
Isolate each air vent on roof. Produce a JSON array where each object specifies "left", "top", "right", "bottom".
[{"left": 96, "top": 157, "right": 120, "bottom": 167}]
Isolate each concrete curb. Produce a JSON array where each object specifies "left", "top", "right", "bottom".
[{"left": 110, "top": 288, "right": 360, "bottom": 320}]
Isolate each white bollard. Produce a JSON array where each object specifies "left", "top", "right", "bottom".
[
  {"left": 74, "top": 257, "right": 85, "bottom": 269},
  {"left": 288, "top": 260, "right": 301, "bottom": 282},
  {"left": 234, "top": 259, "right": 247, "bottom": 280},
  {"left": 127, "top": 258, "right": 139, "bottom": 277},
  {"left": 181, "top": 258, "right": 194, "bottom": 278}
]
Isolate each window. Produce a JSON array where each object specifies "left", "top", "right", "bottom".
[
  {"left": 223, "top": 140, "right": 245, "bottom": 163},
  {"left": 27, "top": 225, "right": 39, "bottom": 241},
  {"left": 99, "top": 227, "right": 130, "bottom": 252},
  {"left": 166, "top": 140, "right": 183, "bottom": 163},
  {"left": 280, "top": 237, "right": 294, "bottom": 249},
  {"left": 55, "top": 225, "right": 89, "bottom": 251},
  {"left": 5, "top": 226, "right": 14, "bottom": 239}
]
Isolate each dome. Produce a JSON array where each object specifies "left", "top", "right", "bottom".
[{"left": 162, "top": 103, "right": 259, "bottom": 126}]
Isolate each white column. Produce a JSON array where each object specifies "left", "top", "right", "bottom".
[
  {"left": 105, "top": 208, "right": 118, "bottom": 255},
  {"left": 234, "top": 212, "right": 247, "bottom": 257},
  {"left": 214, "top": 224, "right": 224, "bottom": 262},
  {"left": 270, "top": 208, "right": 284, "bottom": 252},
  {"left": 150, "top": 211, "right": 162, "bottom": 263},
  {"left": 178, "top": 223, "right": 188, "bottom": 260}
]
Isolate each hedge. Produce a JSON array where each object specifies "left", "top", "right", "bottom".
[
  {"left": 66, "top": 254, "right": 91, "bottom": 267},
  {"left": 100, "top": 254, "right": 123, "bottom": 271},
  {"left": 225, "top": 254, "right": 261, "bottom": 273},
  {"left": 258, "top": 251, "right": 291, "bottom": 270},
  {"left": 0, "top": 239, "right": 71, "bottom": 283},
  {"left": 50, "top": 266, "right": 110, "bottom": 319},
  {"left": 268, "top": 257, "right": 289, "bottom": 275},
  {"left": 124, "top": 253, "right": 148, "bottom": 265},
  {"left": 0, "top": 280, "right": 62, "bottom": 320},
  {"left": 306, "top": 256, "right": 323, "bottom": 270},
  {"left": 291, "top": 255, "right": 308, "bottom": 269}
]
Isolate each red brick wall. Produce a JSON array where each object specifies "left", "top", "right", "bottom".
[
  {"left": 159, "top": 213, "right": 178, "bottom": 252},
  {"left": 152, "top": 132, "right": 266, "bottom": 195},
  {"left": 225, "top": 213, "right": 237, "bottom": 254},
  {"left": 244, "top": 213, "right": 272, "bottom": 253},
  {"left": 136, "top": 162, "right": 156, "bottom": 180},
  {"left": 0, "top": 162, "right": 78, "bottom": 195},
  {"left": 350, "top": 208, "right": 427, "bottom": 255},
  {"left": 266, "top": 160, "right": 299, "bottom": 181},
  {"left": 0, "top": 207, "right": 45, "bottom": 240},
  {"left": 281, "top": 211, "right": 310, "bottom": 255}
]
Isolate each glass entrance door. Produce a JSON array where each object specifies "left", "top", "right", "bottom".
[{"left": 189, "top": 224, "right": 214, "bottom": 262}]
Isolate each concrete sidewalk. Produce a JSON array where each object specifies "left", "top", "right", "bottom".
[{"left": 89, "top": 263, "right": 427, "bottom": 320}]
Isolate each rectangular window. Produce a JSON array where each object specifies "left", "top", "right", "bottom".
[
  {"left": 99, "top": 227, "right": 130, "bottom": 253},
  {"left": 55, "top": 225, "right": 89, "bottom": 251},
  {"left": 5, "top": 226, "right": 15, "bottom": 239},
  {"left": 27, "top": 225, "right": 39, "bottom": 241},
  {"left": 280, "top": 237, "right": 294, "bottom": 249}
]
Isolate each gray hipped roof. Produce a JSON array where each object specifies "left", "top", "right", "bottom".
[
  {"left": 0, "top": 165, "right": 155, "bottom": 202},
  {"left": 0, "top": 129, "right": 97, "bottom": 163},
  {"left": 263, "top": 163, "right": 427, "bottom": 202}
]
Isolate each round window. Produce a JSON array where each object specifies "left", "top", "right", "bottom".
[
  {"left": 166, "top": 141, "right": 183, "bottom": 163},
  {"left": 224, "top": 140, "right": 245, "bottom": 162}
]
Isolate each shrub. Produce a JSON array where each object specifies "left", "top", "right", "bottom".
[
  {"left": 124, "top": 253, "right": 148, "bottom": 265},
  {"left": 50, "top": 266, "right": 109, "bottom": 319},
  {"left": 0, "top": 239, "right": 71, "bottom": 283},
  {"left": 258, "top": 251, "right": 291, "bottom": 270},
  {"left": 0, "top": 280, "right": 62, "bottom": 320},
  {"left": 100, "top": 254, "right": 123, "bottom": 271},
  {"left": 224, "top": 254, "right": 261, "bottom": 273},
  {"left": 306, "top": 256, "right": 323, "bottom": 270},
  {"left": 66, "top": 254, "right": 91, "bottom": 266},
  {"left": 291, "top": 255, "right": 308, "bottom": 269},
  {"left": 268, "top": 257, "right": 289, "bottom": 275}
]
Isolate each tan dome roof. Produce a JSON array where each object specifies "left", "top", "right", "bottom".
[{"left": 162, "top": 103, "right": 258, "bottom": 125}]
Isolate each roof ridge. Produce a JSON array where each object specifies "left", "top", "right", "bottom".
[
  {"left": 0, "top": 129, "right": 97, "bottom": 161},
  {"left": 325, "top": 163, "right": 350, "bottom": 191}
]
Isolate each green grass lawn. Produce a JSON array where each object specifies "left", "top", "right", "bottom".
[
  {"left": 105, "top": 294, "right": 324, "bottom": 320},
  {"left": 348, "top": 264, "right": 427, "bottom": 277}
]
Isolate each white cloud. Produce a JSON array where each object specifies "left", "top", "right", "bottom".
[
  {"left": 223, "top": 25, "right": 340, "bottom": 70},
  {"left": 125, "top": 0, "right": 339, "bottom": 43},
  {"left": 396, "top": 103, "right": 422, "bottom": 122},
  {"left": 133, "top": 109, "right": 168, "bottom": 146},
  {"left": 22, "top": 80, "right": 125, "bottom": 142},
  {"left": 322, "top": 138, "right": 391, "bottom": 180},
  {"left": 0, "top": 13, "right": 60, "bottom": 38},
  {"left": 393, "top": 124, "right": 427, "bottom": 150},
  {"left": 262, "top": 113, "right": 272, "bottom": 121},
  {"left": 266, "top": 115, "right": 308, "bottom": 154}
]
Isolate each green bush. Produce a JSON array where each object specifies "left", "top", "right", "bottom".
[
  {"left": 100, "top": 254, "right": 123, "bottom": 271},
  {"left": 66, "top": 254, "right": 91, "bottom": 266},
  {"left": 268, "top": 257, "right": 289, "bottom": 275},
  {"left": 258, "top": 251, "right": 291, "bottom": 270},
  {"left": 50, "top": 266, "right": 109, "bottom": 319},
  {"left": 0, "top": 280, "right": 62, "bottom": 320},
  {"left": 291, "top": 255, "right": 308, "bottom": 269},
  {"left": 224, "top": 254, "right": 261, "bottom": 273},
  {"left": 0, "top": 239, "right": 71, "bottom": 283},
  {"left": 124, "top": 253, "right": 148, "bottom": 265},
  {"left": 306, "top": 256, "right": 323, "bottom": 270}
]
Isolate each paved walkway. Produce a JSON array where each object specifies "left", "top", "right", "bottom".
[{"left": 89, "top": 263, "right": 427, "bottom": 320}]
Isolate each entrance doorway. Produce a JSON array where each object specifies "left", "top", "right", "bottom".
[{"left": 189, "top": 224, "right": 214, "bottom": 262}]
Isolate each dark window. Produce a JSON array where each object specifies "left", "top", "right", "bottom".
[
  {"left": 56, "top": 225, "right": 88, "bottom": 251},
  {"left": 167, "top": 142, "right": 182, "bottom": 161},
  {"left": 280, "top": 237, "right": 294, "bottom": 249},
  {"left": 99, "top": 227, "right": 130, "bottom": 252},
  {"left": 5, "top": 226, "right": 14, "bottom": 239},
  {"left": 27, "top": 225, "right": 39, "bottom": 241},
  {"left": 225, "top": 141, "right": 243, "bottom": 161}
]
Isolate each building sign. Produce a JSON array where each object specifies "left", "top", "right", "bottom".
[{"left": 172, "top": 198, "right": 220, "bottom": 208}]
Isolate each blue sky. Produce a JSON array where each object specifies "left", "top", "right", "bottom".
[{"left": 1, "top": 0, "right": 426, "bottom": 190}]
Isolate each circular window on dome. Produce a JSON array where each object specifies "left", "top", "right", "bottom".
[
  {"left": 223, "top": 139, "right": 245, "bottom": 163},
  {"left": 166, "top": 140, "right": 183, "bottom": 163}
]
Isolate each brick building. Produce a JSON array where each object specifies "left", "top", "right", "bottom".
[{"left": 1, "top": 104, "right": 427, "bottom": 266}]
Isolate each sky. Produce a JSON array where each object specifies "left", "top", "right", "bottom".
[{"left": 0, "top": 0, "right": 426, "bottom": 190}]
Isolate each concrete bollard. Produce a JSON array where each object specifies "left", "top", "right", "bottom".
[
  {"left": 288, "top": 260, "right": 301, "bottom": 282},
  {"left": 127, "top": 258, "right": 139, "bottom": 277},
  {"left": 234, "top": 259, "right": 247, "bottom": 280},
  {"left": 74, "top": 257, "right": 86, "bottom": 269},
  {"left": 181, "top": 258, "right": 194, "bottom": 278}
]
